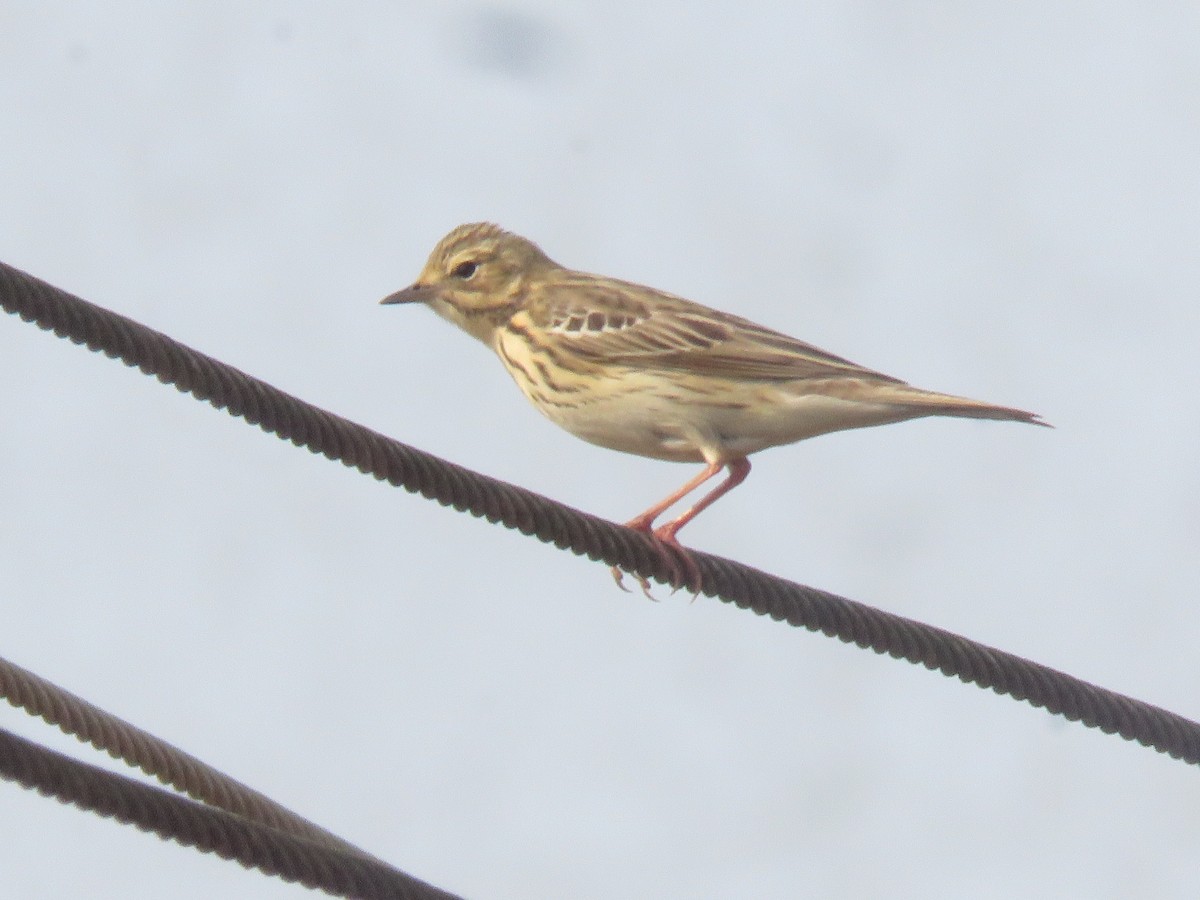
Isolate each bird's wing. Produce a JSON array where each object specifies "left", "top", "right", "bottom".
[{"left": 526, "top": 273, "right": 903, "bottom": 384}]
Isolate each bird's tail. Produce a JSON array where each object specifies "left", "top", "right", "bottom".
[{"left": 885, "top": 385, "right": 1050, "bottom": 427}]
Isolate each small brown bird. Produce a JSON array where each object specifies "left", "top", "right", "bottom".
[{"left": 383, "top": 223, "right": 1046, "bottom": 592}]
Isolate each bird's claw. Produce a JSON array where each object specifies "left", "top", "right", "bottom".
[{"left": 610, "top": 531, "right": 702, "bottom": 600}]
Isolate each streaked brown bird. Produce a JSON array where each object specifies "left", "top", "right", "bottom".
[{"left": 382, "top": 223, "right": 1046, "bottom": 592}]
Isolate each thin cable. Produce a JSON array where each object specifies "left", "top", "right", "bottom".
[
  {"left": 2, "top": 259, "right": 1199, "bottom": 771},
  {"left": 0, "top": 727, "right": 463, "bottom": 900}
]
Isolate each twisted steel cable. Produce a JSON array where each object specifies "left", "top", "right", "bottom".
[
  {"left": 0, "top": 654, "right": 380, "bottom": 860},
  {"left": 2, "top": 258, "right": 1199, "bottom": 772},
  {"left": 0, "top": 727, "right": 462, "bottom": 900}
]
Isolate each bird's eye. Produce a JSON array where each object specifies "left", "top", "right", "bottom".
[{"left": 451, "top": 260, "right": 478, "bottom": 280}]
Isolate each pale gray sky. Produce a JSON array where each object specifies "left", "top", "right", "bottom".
[{"left": 2, "top": 4, "right": 1198, "bottom": 898}]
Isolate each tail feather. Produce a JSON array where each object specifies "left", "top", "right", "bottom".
[{"left": 888, "top": 386, "right": 1050, "bottom": 428}]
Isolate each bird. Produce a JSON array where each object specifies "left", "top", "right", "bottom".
[{"left": 381, "top": 222, "right": 1047, "bottom": 594}]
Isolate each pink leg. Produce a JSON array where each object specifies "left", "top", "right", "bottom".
[
  {"left": 654, "top": 458, "right": 751, "bottom": 544},
  {"left": 613, "top": 458, "right": 751, "bottom": 595},
  {"left": 623, "top": 461, "right": 726, "bottom": 533}
]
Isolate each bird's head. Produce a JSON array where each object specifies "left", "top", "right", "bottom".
[{"left": 381, "top": 222, "right": 554, "bottom": 343}]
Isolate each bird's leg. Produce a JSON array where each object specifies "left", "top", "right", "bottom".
[
  {"left": 624, "top": 461, "right": 726, "bottom": 533},
  {"left": 653, "top": 458, "right": 752, "bottom": 544},
  {"left": 611, "top": 460, "right": 737, "bottom": 596},
  {"left": 647, "top": 458, "right": 751, "bottom": 594}
]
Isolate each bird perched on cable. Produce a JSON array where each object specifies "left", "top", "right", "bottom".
[{"left": 382, "top": 223, "right": 1047, "bottom": 593}]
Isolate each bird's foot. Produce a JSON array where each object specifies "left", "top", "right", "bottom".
[{"left": 610, "top": 528, "right": 702, "bottom": 599}]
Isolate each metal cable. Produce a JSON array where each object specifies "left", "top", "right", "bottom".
[
  {"left": 0, "top": 727, "right": 463, "bottom": 900},
  {"left": 0, "top": 653, "right": 381, "bottom": 860}
]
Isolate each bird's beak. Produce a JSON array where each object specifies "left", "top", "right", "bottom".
[{"left": 380, "top": 282, "right": 433, "bottom": 305}]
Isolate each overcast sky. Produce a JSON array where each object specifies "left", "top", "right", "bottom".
[{"left": 2, "top": 4, "right": 1199, "bottom": 898}]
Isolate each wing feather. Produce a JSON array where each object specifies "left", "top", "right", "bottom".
[{"left": 526, "top": 273, "right": 902, "bottom": 384}]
